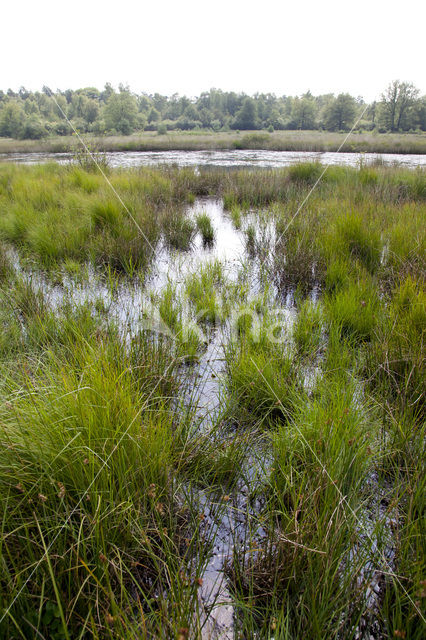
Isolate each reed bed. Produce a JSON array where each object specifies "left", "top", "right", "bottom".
[{"left": 0, "top": 130, "right": 425, "bottom": 155}]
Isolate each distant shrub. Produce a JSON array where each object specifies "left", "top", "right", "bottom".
[
  {"left": 91, "top": 119, "right": 106, "bottom": 135},
  {"left": 163, "top": 119, "right": 177, "bottom": 131},
  {"left": 53, "top": 121, "right": 72, "bottom": 136},
  {"left": 23, "top": 118, "right": 48, "bottom": 140},
  {"left": 234, "top": 133, "right": 270, "bottom": 149},
  {"left": 157, "top": 123, "right": 167, "bottom": 135},
  {"left": 176, "top": 117, "right": 202, "bottom": 131},
  {"left": 116, "top": 118, "right": 132, "bottom": 135}
]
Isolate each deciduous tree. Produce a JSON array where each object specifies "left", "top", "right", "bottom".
[
  {"left": 379, "top": 80, "right": 420, "bottom": 131},
  {"left": 324, "top": 94, "right": 357, "bottom": 131},
  {"left": 103, "top": 91, "right": 139, "bottom": 134}
]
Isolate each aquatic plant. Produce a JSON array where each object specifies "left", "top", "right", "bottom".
[
  {"left": 195, "top": 211, "right": 215, "bottom": 245},
  {"left": 185, "top": 259, "right": 225, "bottom": 323}
]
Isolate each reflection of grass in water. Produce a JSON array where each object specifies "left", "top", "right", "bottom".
[{"left": 0, "top": 163, "right": 424, "bottom": 638}]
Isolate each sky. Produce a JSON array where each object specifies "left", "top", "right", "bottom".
[{"left": 2, "top": 0, "right": 424, "bottom": 101}]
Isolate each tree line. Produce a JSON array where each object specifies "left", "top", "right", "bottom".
[{"left": 0, "top": 81, "right": 424, "bottom": 140}]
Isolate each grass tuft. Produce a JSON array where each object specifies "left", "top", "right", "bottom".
[{"left": 195, "top": 211, "right": 215, "bottom": 245}]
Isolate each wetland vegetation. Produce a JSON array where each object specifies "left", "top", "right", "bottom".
[
  {"left": 0, "top": 160, "right": 424, "bottom": 639},
  {"left": 1, "top": 129, "right": 426, "bottom": 157}
]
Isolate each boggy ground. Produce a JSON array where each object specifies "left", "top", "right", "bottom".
[{"left": 0, "top": 161, "right": 424, "bottom": 639}]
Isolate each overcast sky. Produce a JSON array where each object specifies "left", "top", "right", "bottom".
[{"left": 2, "top": 1, "right": 424, "bottom": 101}]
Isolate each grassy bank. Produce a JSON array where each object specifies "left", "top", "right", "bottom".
[
  {"left": 0, "top": 162, "right": 424, "bottom": 638},
  {"left": 0, "top": 129, "right": 425, "bottom": 156}
]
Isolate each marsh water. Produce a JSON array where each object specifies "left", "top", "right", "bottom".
[
  {"left": 1, "top": 148, "right": 426, "bottom": 169},
  {"left": 15, "top": 193, "right": 397, "bottom": 639}
]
